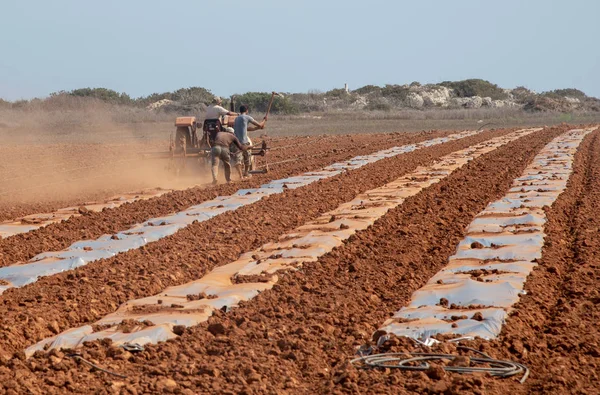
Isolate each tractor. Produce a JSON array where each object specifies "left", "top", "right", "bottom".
[{"left": 143, "top": 93, "right": 282, "bottom": 177}]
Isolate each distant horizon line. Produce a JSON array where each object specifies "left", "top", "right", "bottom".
[{"left": 1, "top": 79, "right": 596, "bottom": 102}]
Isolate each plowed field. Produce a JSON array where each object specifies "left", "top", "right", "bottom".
[{"left": 0, "top": 124, "right": 598, "bottom": 395}]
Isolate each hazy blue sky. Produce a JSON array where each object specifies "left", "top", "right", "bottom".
[{"left": 1, "top": 0, "right": 599, "bottom": 100}]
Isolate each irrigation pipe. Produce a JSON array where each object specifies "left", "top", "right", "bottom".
[
  {"left": 351, "top": 346, "right": 529, "bottom": 384},
  {"left": 66, "top": 353, "right": 127, "bottom": 379},
  {"left": 477, "top": 122, "right": 494, "bottom": 131}
]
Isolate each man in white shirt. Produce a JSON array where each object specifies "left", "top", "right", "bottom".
[{"left": 205, "top": 96, "right": 237, "bottom": 120}]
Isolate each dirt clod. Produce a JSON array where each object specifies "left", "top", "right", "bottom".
[
  {"left": 0, "top": 127, "right": 589, "bottom": 394},
  {"left": 426, "top": 364, "right": 446, "bottom": 380},
  {"left": 207, "top": 323, "right": 226, "bottom": 336}
]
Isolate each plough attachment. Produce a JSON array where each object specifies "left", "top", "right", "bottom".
[
  {"left": 142, "top": 131, "right": 270, "bottom": 177},
  {"left": 248, "top": 140, "right": 269, "bottom": 174}
]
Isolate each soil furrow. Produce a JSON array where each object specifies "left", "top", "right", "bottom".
[
  {"left": 375, "top": 128, "right": 592, "bottom": 341},
  {"left": 0, "top": 129, "right": 504, "bottom": 357},
  {"left": 470, "top": 128, "right": 600, "bottom": 394},
  {"left": 0, "top": 130, "right": 481, "bottom": 294},
  {"left": 0, "top": 131, "right": 445, "bottom": 266},
  {"left": 0, "top": 127, "right": 564, "bottom": 393},
  {"left": 28, "top": 128, "right": 534, "bottom": 356}
]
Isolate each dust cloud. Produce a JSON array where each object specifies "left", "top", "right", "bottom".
[{"left": 0, "top": 106, "right": 211, "bottom": 221}]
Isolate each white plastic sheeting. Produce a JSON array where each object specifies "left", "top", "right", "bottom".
[
  {"left": 24, "top": 128, "right": 540, "bottom": 357},
  {"left": 0, "top": 188, "right": 171, "bottom": 239},
  {"left": 0, "top": 130, "right": 481, "bottom": 294},
  {"left": 379, "top": 128, "right": 595, "bottom": 342}
]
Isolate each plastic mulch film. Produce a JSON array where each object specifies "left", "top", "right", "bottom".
[
  {"left": 0, "top": 130, "right": 484, "bottom": 294},
  {"left": 378, "top": 128, "right": 595, "bottom": 342},
  {"left": 24, "top": 128, "right": 539, "bottom": 357},
  {"left": 0, "top": 188, "right": 172, "bottom": 239}
]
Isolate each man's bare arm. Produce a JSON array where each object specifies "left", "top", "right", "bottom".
[
  {"left": 249, "top": 119, "right": 266, "bottom": 131},
  {"left": 232, "top": 136, "right": 248, "bottom": 151}
]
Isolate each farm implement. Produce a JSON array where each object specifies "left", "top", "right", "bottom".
[{"left": 142, "top": 92, "right": 284, "bottom": 176}]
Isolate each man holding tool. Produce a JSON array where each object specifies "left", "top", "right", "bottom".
[{"left": 232, "top": 105, "right": 265, "bottom": 179}]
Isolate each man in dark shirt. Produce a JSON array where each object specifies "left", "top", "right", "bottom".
[{"left": 211, "top": 127, "right": 247, "bottom": 185}]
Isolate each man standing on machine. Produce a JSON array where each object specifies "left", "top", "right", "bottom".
[
  {"left": 211, "top": 127, "right": 247, "bottom": 185},
  {"left": 232, "top": 105, "right": 265, "bottom": 178},
  {"left": 206, "top": 96, "right": 237, "bottom": 120}
]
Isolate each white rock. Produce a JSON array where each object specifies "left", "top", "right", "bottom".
[
  {"left": 421, "top": 86, "right": 452, "bottom": 107},
  {"left": 406, "top": 92, "right": 424, "bottom": 109},
  {"left": 146, "top": 99, "right": 173, "bottom": 110},
  {"left": 466, "top": 96, "right": 483, "bottom": 109},
  {"left": 450, "top": 97, "right": 470, "bottom": 108},
  {"left": 351, "top": 96, "right": 368, "bottom": 108}
]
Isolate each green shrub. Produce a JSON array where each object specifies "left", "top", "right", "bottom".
[
  {"left": 511, "top": 86, "right": 535, "bottom": 104},
  {"left": 439, "top": 79, "right": 508, "bottom": 100},
  {"left": 353, "top": 85, "right": 381, "bottom": 95},
  {"left": 523, "top": 96, "right": 570, "bottom": 112},
  {"left": 65, "top": 87, "right": 133, "bottom": 105},
  {"left": 365, "top": 98, "right": 391, "bottom": 111},
  {"left": 325, "top": 88, "right": 349, "bottom": 98},
  {"left": 171, "top": 87, "right": 214, "bottom": 104},
  {"left": 512, "top": 86, "right": 530, "bottom": 93},
  {"left": 542, "top": 88, "right": 587, "bottom": 100},
  {"left": 139, "top": 87, "right": 214, "bottom": 106},
  {"left": 234, "top": 92, "right": 298, "bottom": 115},
  {"left": 380, "top": 84, "right": 410, "bottom": 101},
  {"left": 288, "top": 92, "right": 326, "bottom": 112}
]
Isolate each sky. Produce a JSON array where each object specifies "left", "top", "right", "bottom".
[{"left": 1, "top": 0, "right": 599, "bottom": 100}]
